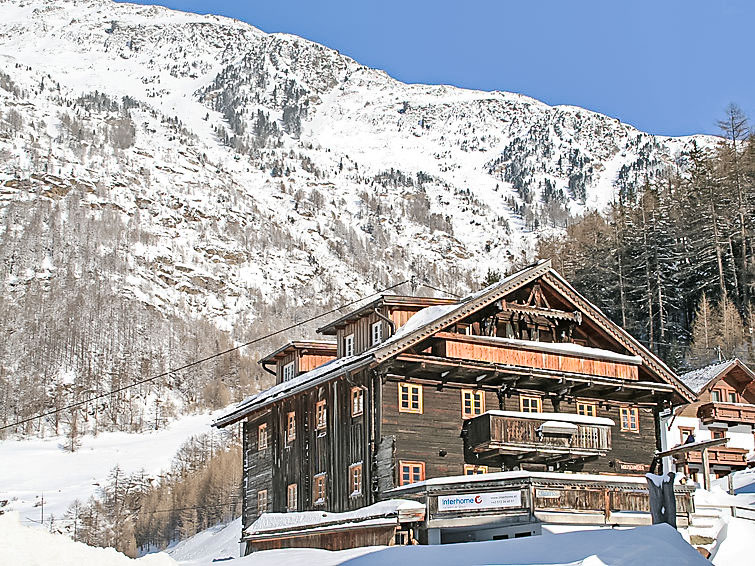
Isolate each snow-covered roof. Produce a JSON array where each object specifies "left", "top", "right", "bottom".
[
  {"left": 484, "top": 410, "right": 615, "bottom": 427},
  {"left": 386, "top": 469, "right": 657, "bottom": 492},
  {"left": 246, "top": 499, "right": 424, "bottom": 536},
  {"left": 213, "top": 353, "right": 373, "bottom": 427},
  {"left": 679, "top": 359, "right": 738, "bottom": 394}
]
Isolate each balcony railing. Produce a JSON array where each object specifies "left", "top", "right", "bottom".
[
  {"left": 433, "top": 332, "right": 640, "bottom": 380},
  {"left": 698, "top": 402, "right": 755, "bottom": 425},
  {"left": 676, "top": 445, "right": 749, "bottom": 467},
  {"left": 464, "top": 411, "right": 612, "bottom": 464}
]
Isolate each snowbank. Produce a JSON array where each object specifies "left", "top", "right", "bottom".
[
  {"left": 168, "top": 518, "right": 241, "bottom": 564},
  {"left": 0, "top": 512, "right": 176, "bottom": 566},
  {"left": 336, "top": 524, "right": 708, "bottom": 566},
  {"left": 711, "top": 517, "right": 755, "bottom": 565}
]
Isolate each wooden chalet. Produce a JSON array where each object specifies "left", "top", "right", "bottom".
[
  {"left": 215, "top": 260, "right": 696, "bottom": 550},
  {"left": 662, "top": 358, "right": 755, "bottom": 483}
]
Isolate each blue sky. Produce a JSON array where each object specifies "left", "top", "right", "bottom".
[{"left": 124, "top": 0, "right": 753, "bottom": 137}]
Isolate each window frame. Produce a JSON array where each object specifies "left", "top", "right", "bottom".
[
  {"left": 344, "top": 333, "right": 355, "bottom": 357},
  {"left": 711, "top": 389, "right": 722, "bottom": 402},
  {"left": 620, "top": 407, "right": 640, "bottom": 432},
  {"left": 286, "top": 411, "right": 296, "bottom": 443},
  {"left": 257, "top": 489, "right": 268, "bottom": 515},
  {"left": 399, "top": 461, "right": 425, "bottom": 486},
  {"left": 286, "top": 483, "right": 297, "bottom": 512},
  {"left": 315, "top": 399, "right": 327, "bottom": 432},
  {"left": 520, "top": 395, "right": 542, "bottom": 413},
  {"left": 349, "top": 463, "right": 363, "bottom": 497},
  {"left": 577, "top": 401, "right": 597, "bottom": 418},
  {"left": 371, "top": 321, "right": 383, "bottom": 346},
  {"left": 313, "top": 473, "right": 327, "bottom": 505},
  {"left": 710, "top": 428, "right": 727, "bottom": 440},
  {"left": 398, "top": 383, "right": 423, "bottom": 414},
  {"left": 463, "top": 464, "right": 488, "bottom": 475},
  {"left": 351, "top": 386, "right": 364, "bottom": 417},
  {"left": 679, "top": 426, "right": 695, "bottom": 444},
  {"left": 727, "top": 391, "right": 737, "bottom": 403},
  {"left": 282, "top": 361, "right": 296, "bottom": 382},
  {"left": 461, "top": 389, "right": 485, "bottom": 419},
  {"left": 258, "top": 423, "right": 268, "bottom": 450}
]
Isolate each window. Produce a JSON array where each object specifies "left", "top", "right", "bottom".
[
  {"left": 257, "top": 489, "right": 268, "bottom": 515},
  {"left": 286, "top": 411, "right": 296, "bottom": 443},
  {"left": 620, "top": 407, "right": 639, "bottom": 432},
  {"left": 316, "top": 400, "right": 327, "bottom": 431},
  {"left": 398, "top": 383, "right": 423, "bottom": 414},
  {"left": 520, "top": 395, "right": 542, "bottom": 413},
  {"left": 399, "top": 461, "right": 425, "bottom": 486},
  {"left": 712, "top": 389, "right": 722, "bottom": 402},
  {"left": 461, "top": 389, "right": 485, "bottom": 418},
  {"left": 287, "top": 483, "right": 297, "bottom": 511},
  {"left": 282, "top": 361, "right": 296, "bottom": 382},
  {"left": 351, "top": 386, "right": 364, "bottom": 417},
  {"left": 679, "top": 426, "right": 695, "bottom": 444},
  {"left": 371, "top": 321, "right": 383, "bottom": 346},
  {"left": 258, "top": 423, "right": 268, "bottom": 450},
  {"left": 344, "top": 334, "right": 354, "bottom": 357},
  {"left": 349, "top": 463, "right": 363, "bottom": 496},
  {"left": 711, "top": 428, "right": 726, "bottom": 440},
  {"left": 464, "top": 465, "right": 488, "bottom": 475},
  {"left": 577, "top": 401, "right": 597, "bottom": 418},
  {"left": 728, "top": 392, "right": 737, "bottom": 403},
  {"left": 313, "top": 473, "right": 327, "bottom": 504}
]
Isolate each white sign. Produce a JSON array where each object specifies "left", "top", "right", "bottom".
[
  {"left": 437, "top": 490, "right": 523, "bottom": 512},
  {"left": 535, "top": 489, "right": 561, "bottom": 499}
]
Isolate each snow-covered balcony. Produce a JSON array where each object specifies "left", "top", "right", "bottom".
[
  {"left": 463, "top": 411, "right": 613, "bottom": 466},
  {"left": 432, "top": 332, "right": 640, "bottom": 381},
  {"left": 698, "top": 401, "right": 755, "bottom": 425}
]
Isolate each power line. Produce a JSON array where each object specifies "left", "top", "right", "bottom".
[
  {"left": 420, "top": 281, "right": 462, "bottom": 298},
  {"left": 1, "top": 279, "right": 412, "bottom": 432}
]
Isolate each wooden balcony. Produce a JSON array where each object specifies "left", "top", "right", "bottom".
[
  {"left": 698, "top": 402, "right": 755, "bottom": 425},
  {"left": 676, "top": 446, "right": 749, "bottom": 467},
  {"left": 433, "top": 332, "right": 640, "bottom": 381},
  {"left": 464, "top": 411, "right": 612, "bottom": 465}
]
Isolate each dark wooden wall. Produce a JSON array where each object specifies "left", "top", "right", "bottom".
[
  {"left": 242, "top": 415, "right": 273, "bottom": 532},
  {"left": 247, "top": 525, "right": 397, "bottom": 553}
]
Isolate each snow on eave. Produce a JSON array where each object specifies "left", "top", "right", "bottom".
[
  {"left": 213, "top": 354, "right": 373, "bottom": 427},
  {"left": 245, "top": 499, "right": 423, "bottom": 536},
  {"left": 484, "top": 410, "right": 615, "bottom": 427},
  {"left": 465, "top": 335, "right": 643, "bottom": 365}
]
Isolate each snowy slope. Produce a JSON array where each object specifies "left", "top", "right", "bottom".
[
  {"left": 161, "top": 519, "right": 709, "bottom": 566},
  {"left": 0, "top": 411, "right": 220, "bottom": 529},
  {"left": 0, "top": 0, "right": 719, "bottom": 437}
]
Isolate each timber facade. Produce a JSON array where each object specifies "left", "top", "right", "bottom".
[
  {"left": 216, "top": 260, "right": 696, "bottom": 549},
  {"left": 661, "top": 358, "right": 755, "bottom": 482}
]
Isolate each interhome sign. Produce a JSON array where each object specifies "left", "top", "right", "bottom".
[{"left": 437, "top": 490, "right": 523, "bottom": 512}]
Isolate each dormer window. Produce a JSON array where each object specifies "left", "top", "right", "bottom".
[
  {"left": 282, "top": 361, "right": 296, "bottom": 382},
  {"left": 371, "top": 322, "right": 383, "bottom": 346},
  {"left": 344, "top": 334, "right": 354, "bottom": 357}
]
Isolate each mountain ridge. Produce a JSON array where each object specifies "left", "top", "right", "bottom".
[{"left": 0, "top": 0, "right": 719, "bottom": 436}]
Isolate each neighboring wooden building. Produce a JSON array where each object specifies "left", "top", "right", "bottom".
[
  {"left": 661, "top": 359, "right": 755, "bottom": 482},
  {"left": 215, "top": 260, "right": 695, "bottom": 549}
]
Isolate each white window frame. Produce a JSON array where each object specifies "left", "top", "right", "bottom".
[
  {"left": 344, "top": 334, "right": 355, "bottom": 357},
  {"left": 287, "top": 483, "right": 297, "bottom": 512},
  {"left": 371, "top": 321, "right": 383, "bottom": 346},
  {"left": 282, "top": 361, "right": 296, "bottom": 382},
  {"left": 351, "top": 386, "right": 364, "bottom": 417},
  {"left": 349, "top": 462, "right": 363, "bottom": 496},
  {"left": 257, "top": 489, "right": 268, "bottom": 515}
]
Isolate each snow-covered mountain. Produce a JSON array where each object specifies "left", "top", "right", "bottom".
[{"left": 0, "top": 0, "right": 717, "bottom": 434}]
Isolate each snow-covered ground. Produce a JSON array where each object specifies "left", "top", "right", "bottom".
[
  {"left": 0, "top": 411, "right": 220, "bottom": 528},
  {"left": 1, "top": 511, "right": 715, "bottom": 566}
]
